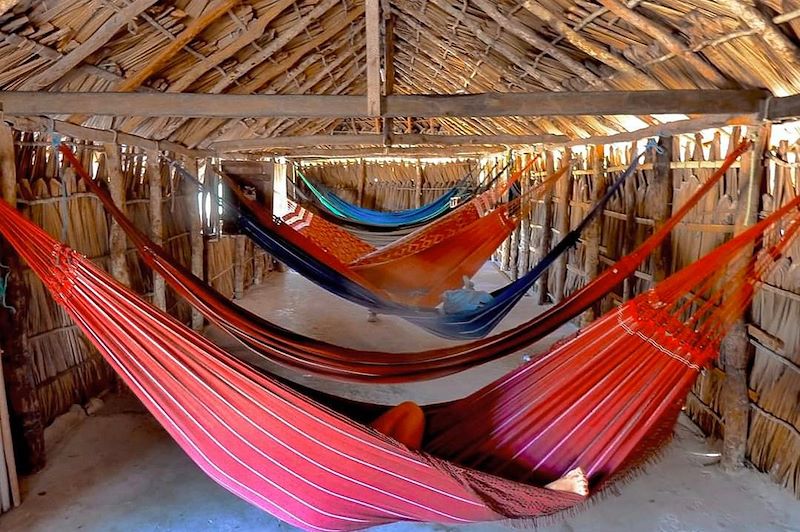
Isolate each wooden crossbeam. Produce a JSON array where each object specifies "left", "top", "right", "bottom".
[
  {"left": 0, "top": 90, "right": 770, "bottom": 118},
  {"left": 208, "top": 133, "right": 567, "bottom": 152}
]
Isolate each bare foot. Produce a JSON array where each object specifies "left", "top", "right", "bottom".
[{"left": 545, "top": 467, "right": 589, "bottom": 497}]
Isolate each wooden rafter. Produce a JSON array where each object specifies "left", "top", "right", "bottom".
[
  {"left": 365, "top": 0, "right": 381, "bottom": 116},
  {"left": 19, "top": 0, "right": 159, "bottom": 91}
]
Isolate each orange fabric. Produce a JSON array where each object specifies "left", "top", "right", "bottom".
[
  {"left": 282, "top": 201, "right": 375, "bottom": 263},
  {"left": 370, "top": 401, "right": 426, "bottom": 451},
  {"left": 353, "top": 205, "right": 518, "bottom": 306}
]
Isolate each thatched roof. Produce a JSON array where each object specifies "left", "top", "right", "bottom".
[{"left": 0, "top": 0, "right": 799, "bottom": 153}]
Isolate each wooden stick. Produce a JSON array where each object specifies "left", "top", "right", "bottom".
[
  {"left": 414, "top": 159, "right": 423, "bottom": 209},
  {"left": 19, "top": 0, "right": 159, "bottom": 91},
  {"left": 537, "top": 152, "right": 556, "bottom": 304},
  {"left": 233, "top": 235, "right": 246, "bottom": 299},
  {"left": 146, "top": 148, "right": 166, "bottom": 311},
  {"left": 553, "top": 148, "right": 574, "bottom": 303},
  {"left": 650, "top": 135, "right": 673, "bottom": 282},
  {"left": 721, "top": 122, "right": 770, "bottom": 471},
  {"left": 0, "top": 122, "right": 44, "bottom": 476},
  {"left": 581, "top": 144, "right": 604, "bottom": 326},
  {"left": 104, "top": 143, "right": 131, "bottom": 287},
  {"left": 187, "top": 157, "right": 205, "bottom": 331}
]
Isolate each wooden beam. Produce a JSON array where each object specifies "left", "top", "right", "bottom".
[
  {"left": 0, "top": 121, "right": 36, "bottom": 491},
  {"left": 597, "top": 0, "right": 729, "bottom": 87},
  {"left": 553, "top": 148, "right": 574, "bottom": 303},
  {"left": 282, "top": 147, "right": 495, "bottom": 158},
  {"left": 188, "top": 158, "right": 205, "bottom": 331},
  {"left": 117, "top": 0, "right": 239, "bottom": 92},
  {"left": 536, "top": 152, "right": 556, "bottom": 305},
  {"left": 167, "top": 0, "right": 295, "bottom": 93},
  {"left": 564, "top": 114, "right": 760, "bottom": 147},
  {"left": 146, "top": 149, "right": 166, "bottom": 311},
  {"left": 766, "top": 94, "right": 800, "bottom": 120},
  {"left": 581, "top": 144, "right": 604, "bottom": 326},
  {"left": 366, "top": 0, "right": 382, "bottom": 117},
  {"left": 19, "top": 0, "right": 159, "bottom": 91},
  {"left": 522, "top": 0, "right": 663, "bottom": 90},
  {"left": 720, "top": 123, "right": 770, "bottom": 472},
  {"left": 104, "top": 143, "right": 131, "bottom": 288},
  {"left": 208, "top": 0, "right": 341, "bottom": 95},
  {"left": 382, "top": 12, "right": 395, "bottom": 145},
  {"left": 717, "top": 0, "right": 800, "bottom": 67},
  {"left": 5, "top": 115, "right": 209, "bottom": 159},
  {"left": 0, "top": 90, "right": 769, "bottom": 119},
  {"left": 471, "top": 0, "right": 604, "bottom": 89},
  {"left": 650, "top": 135, "right": 673, "bottom": 282},
  {"left": 208, "top": 133, "right": 568, "bottom": 151},
  {"left": 384, "top": 91, "right": 768, "bottom": 118}
]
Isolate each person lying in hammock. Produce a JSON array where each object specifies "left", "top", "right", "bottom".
[{"left": 370, "top": 401, "right": 589, "bottom": 497}]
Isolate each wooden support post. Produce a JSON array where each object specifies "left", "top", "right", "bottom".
[
  {"left": 0, "top": 122, "right": 44, "bottom": 475},
  {"left": 553, "top": 148, "right": 574, "bottom": 303},
  {"left": 104, "top": 143, "right": 131, "bottom": 287},
  {"left": 187, "top": 157, "right": 205, "bottom": 330},
  {"left": 146, "top": 148, "right": 166, "bottom": 310},
  {"left": 381, "top": 13, "right": 395, "bottom": 145},
  {"left": 518, "top": 154, "right": 532, "bottom": 279},
  {"left": 365, "top": 0, "right": 382, "bottom": 117},
  {"left": 253, "top": 248, "right": 265, "bottom": 285},
  {"left": 581, "top": 144, "right": 604, "bottom": 326},
  {"left": 537, "top": 151, "right": 556, "bottom": 304},
  {"left": 414, "top": 159, "right": 423, "bottom": 209},
  {"left": 233, "top": 235, "right": 246, "bottom": 299},
  {"left": 650, "top": 136, "right": 674, "bottom": 282},
  {"left": 720, "top": 123, "right": 770, "bottom": 471},
  {"left": 357, "top": 159, "right": 367, "bottom": 207},
  {"left": 622, "top": 142, "right": 638, "bottom": 301}
]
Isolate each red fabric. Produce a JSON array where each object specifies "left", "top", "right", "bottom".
[
  {"left": 58, "top": 142, "right": 750, "bottom": 383},
  {"left": 2, "top": 140, "right": 795, "bottom": 530}
]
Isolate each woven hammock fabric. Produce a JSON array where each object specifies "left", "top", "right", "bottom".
[
  {"left": 1, "top": 166, "right": 797, "bottom": 530},
  {"left": 297, "top": 170, "right": 468, "bottom": 227},
  {"left": 239, "top": 158, "right": 556, "bottom": 307},
  {"left": 61, "top": 143, "right": 751, "bottom": 377}
]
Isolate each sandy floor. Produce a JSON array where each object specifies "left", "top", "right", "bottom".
[{"left": 1, "top": 265, "right": 798, "bottom": 531}]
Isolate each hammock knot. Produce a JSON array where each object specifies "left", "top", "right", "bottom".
[
  {"left": 48, "top": 243, "right": 78, "bottom": 302},
  {"left": 644, "top": 138, "right": 665, "bottom": 154}
]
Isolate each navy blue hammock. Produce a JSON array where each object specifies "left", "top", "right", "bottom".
[{"left": 174, "top": 153, "right": 641, "bottom": 339}]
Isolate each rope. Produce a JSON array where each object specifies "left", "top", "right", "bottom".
[{"left": 0, "top": 262, "right": 15, "bottom": 314}]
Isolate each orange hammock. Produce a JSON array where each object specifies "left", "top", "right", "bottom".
[{"left": 238, "top": 161, "right": 566, "bottom": 307}]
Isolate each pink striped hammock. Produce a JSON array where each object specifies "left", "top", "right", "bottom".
[{"left": 1, "top": 186, "right": 796, "bottom": 530}]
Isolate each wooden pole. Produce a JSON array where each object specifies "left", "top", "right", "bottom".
[
  {"left": 0, "top": 122, "right": 44, "bottom": 475},
  {"left": 553, "top": 148, "right": 574, "bottom": 303},
  {"left": 414, "top": 159, "right": 423, "bottom": 209},
  {"left": 518, "top": 154, "right": 532, "bottom": 279},
  {"left": 187, "top": 157, "right": 205, "bottom": 330},
  {"left": 357, "top": 159, "right": 367, "bottom": 207},
  {"left": 104, "top": 143, "right": 131, "bottom": 287},
  {"left": 581, "top": 144, "right": 604, "bottom": 326},
  {"left": 233, "top": 235, "right": 246, "bottom": 299},
  {"left": 146, "top": 148, "right": 166, "bottom": 311},
  {"left": 537, "top": 151, "right": 556, "bottom": 304},
  {"left": 650, "top": 135, "right": 674, "bottom": 282},
  {"left": 622, "top": 141, "right": 638, "bottom": 301},
  {"left": 720, "top": 122, "right": 770, "bottom": 471}
]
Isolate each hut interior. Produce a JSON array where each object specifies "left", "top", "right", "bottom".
[{"left": 0, "top": 0, "right": 799, "bottom": 530}]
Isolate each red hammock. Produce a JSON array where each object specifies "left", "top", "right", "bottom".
[
  {"left": 59, "top": 142, "right": 751, "bottom": 382},
  {"left": 0, "top": 167, "right": 797, "bottom": 529},
  {"left": 246, "top": 157, "right": 557, "bottom": 306}
]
